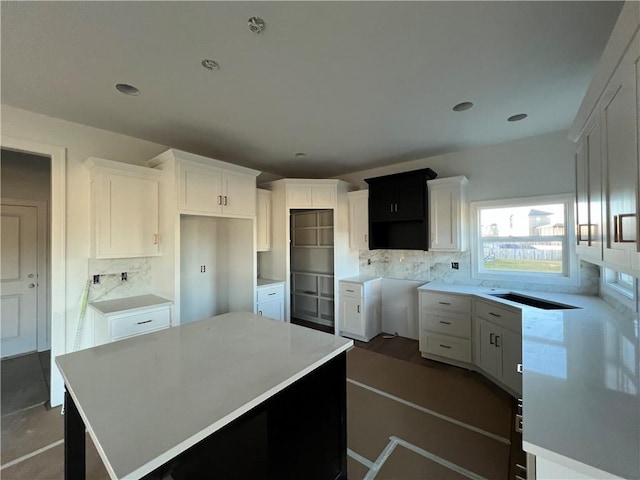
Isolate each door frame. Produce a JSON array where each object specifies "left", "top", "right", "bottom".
[
  {"left": 1, "top": 136, "right": 66, "bottom": 407},
  {"left": 1, "top": 198, "right": 49, "bottom": 352}
]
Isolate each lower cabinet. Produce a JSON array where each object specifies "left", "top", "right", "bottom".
[
  {"left": 91, "top": 296, "right": 172, "bottom": 346},
  {"left": 339, "top": 278, "right": 381, "bottom": 341},
  {"left": 256, "top": 282, "right": 285, "bottom": 321},
  {"left": 474, "top": 317, "right": 522, "bottom": 394}
]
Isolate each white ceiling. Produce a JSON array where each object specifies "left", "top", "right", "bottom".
[{"left": 1, "top": 1, "right": 622, "bottom": 177}]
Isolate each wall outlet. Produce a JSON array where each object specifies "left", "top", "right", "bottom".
[
  {"left": 121, "top": 272, "right": 128, "bottom": 282},
  {"left": 92, "top": 274, "right": 100, "bottom": 284},
  {"left": 451, "top": 262, "right": 459, "bottom": 270}
]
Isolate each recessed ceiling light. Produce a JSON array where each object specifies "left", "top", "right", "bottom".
[
  {"left": 294, "top": 152, "right": 307, "bottom": 158},
  {"left": 201, "top": 59, "right": 220, "bottom": 71},
  {"left": 452, "top": 101, "right": 474, "bottom": 112},
  {"left": 115, "top": 83, "right": 140, "bottom": 96},
  {"left": 248, "top": 16, "right": 266, "bottom": 34},
  {"left": 508, "top": 113, "right": 528, "bottom": 122}
]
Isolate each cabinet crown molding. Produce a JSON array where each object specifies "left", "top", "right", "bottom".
[
  {"left": 145, "top": 148, "right": 260, "bottom": 177},
  {"left": 428, "top": 175, "right": 468, "bottom": 186},
  {"left": 84, "top": 157, "right": 162, "bottom": 178}
]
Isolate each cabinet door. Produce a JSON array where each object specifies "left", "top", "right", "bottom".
[
  {"left": 474, "top": 317, "right": 498, "bottom": 377},
  {"left": 368, "top": 179, "right": 396, "bottom": 221},
  {"left": 602, "top": 60, "right": 638, "bottom": 273},
  {"left": 497, "top": 326, "right": 522, "bottom": 395},
  {"left": 257, "top": 299, "right": 283, "bottom": 321},
  {"left": 97, "top": 175, "right": 159, "bottom": 257},
  {"left": 575, "top": 141, "right": 590, "bottom": 249},
  {"left": 430, "top": 186, "right": 458, "bottom": 251},
  {"left": 178, "top": 162, "right": 223, "bottom": 213},
  {"left": 395, "top": 173, "right": 425, "bottom": 221},
  {"left": 311, "top": 186, "right": 336, "bottom": 208},
  {"left": 349, "top": 193, "right": 369, "bottom": 250},
  {"left": 223, "top": 172, "right": 256, "bottom": 216},
  {"left": 257, "top": 190, "right": 271, "bottom": 252},
  {"left": 287, "top": 186, "right": 313, "bottom": 208},
  {"left": 341, "top": 297, "right": 363, "bottom": 336},
  {"left": 586, "top": 121, "right": 603, "bottom": 257}
]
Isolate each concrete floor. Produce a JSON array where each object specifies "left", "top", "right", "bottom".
[{"left": 1, "top": 351, "right": 50, "bottom": 417}]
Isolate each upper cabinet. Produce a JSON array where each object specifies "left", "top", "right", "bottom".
[
  {"left": 570, "top": 6, "right": 639, "bottom": 276},
  {"left": 428, "top": 176, "right": 468, "bottom": 252},
  {"left": 286, "top": 183, "right": 336, "bottom": 209},
  {"left": 365, "top": 168, "right": 437, "bottom": 250},
  {"left": 148, "top": 149, "right": 260, "bottom": 219},
  {"left": 348, "top": 190, "right": 369, "bottom": 251},
  {"left": 257, "top": 189, "right": 272, "bottom": 252},
  {"left": 85, "top": 158, "right": 161, "bottom": 259}
]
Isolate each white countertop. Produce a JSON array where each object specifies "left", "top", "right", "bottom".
[
  {"left": 88, "top": 294, "right": 172, "bottom": 315},
  {"left": 339, "top": 275, "right": 381, "bottom": 284},
  {"left": 56, "top": 312, "right": 353, "bottom": 479},
  {"left": 257, "top": 278, "right": 285, "bottom": 287},
  {"left": 419, "top": 282, "right": 640, "bottom": 478}
]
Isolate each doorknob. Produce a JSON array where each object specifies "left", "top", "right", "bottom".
[{"left": 28, "top": 284, "right": 35, "bottom": 288}]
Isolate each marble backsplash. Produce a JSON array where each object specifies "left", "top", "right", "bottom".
[
  {"left": 87, "top": 257, "right": 153, "bottom": 302},
  {"left": 358, "top": 249, "right": 600, "bottom": 295}
]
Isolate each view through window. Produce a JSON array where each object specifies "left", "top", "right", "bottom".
[{"left": 478, "top": 202, "right": 567, "bottom": 274}]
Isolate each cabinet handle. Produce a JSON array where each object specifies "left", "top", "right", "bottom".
[
  {"left": 357, "top": 305, "right": 361, "bottom": 313},
  {"left": 439, "top": 321, "right": 451, "bottom": 325},
  {"left": 517, "top": 363, "right": 523, "bottom": 374},
  {"left": 439, "top": 344, "right": 452, "bottom": 349},
  {"left": 488, "top": 312, "right": 501, "bottom": 318},
  {"left": 224, "top": 196, "right": 228, "bottom": 206},
  {"left": 495, "top": 335, "right": 501, "bottom": 347},
  {"left": 438, "top": 302, "right": 450, "bottom": 305},
  {"left": 218, "top": 195, "right": 222, "bottom": 205},
  {"left": 394, "top": 202, "right": 398, "bottom": 212},
  {"left": 137, "top": 320, "right": 152, "bottom": 325},
  {"left": 390, "top": 203, "right": 394, "bottom": 213},
  {"left": 364, "top": 234, "right": 367, "bottom": 242},
  {"left": 515, "top": 414, "right": 523, "bottom": 434},
  {"left": 515, "top": 475, "right": 526, "bottom": 480},
  {"left": 258, "top": 310, "right": 263, "bottom": 315},
  {"left": 516, "top": 464, "right": 527, "bottom": 472},
  {"left": 489, "top": 333, "right": 495, "bottom": 345},
  {"left": 153, "top": 234, "right": 158, "bottom": 245}
]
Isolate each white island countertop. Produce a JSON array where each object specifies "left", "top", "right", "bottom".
[
  {"left": 419, "top": 282, "right": 640, "bottom": 479},
  {"left": 56, "top": 312, "right": 352, "bottom": 479}
]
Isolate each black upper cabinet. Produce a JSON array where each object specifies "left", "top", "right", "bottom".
[{"left": 365, "top": 168, "right": 437, "bottom": 250}]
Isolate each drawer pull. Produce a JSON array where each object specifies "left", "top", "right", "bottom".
[
  {"left": 515, "top": 476, "right": 526, "bottom": 480},
  {"left": 439, "top": 321, "right": 452, "bottom": 325},
  {"left": 488, "top": 312, "right": 501, "bottom": 318},
  {"left": 137, "top": 320, "right": 152, "bottom": 325},
  {"left": 346, "top": 289, "right": 354, "bottom": 292},
  {"left": 515, "top": 413, "right": 523, "bottom": 434},
  {"left": 438, "top": 302, "right": 450, "bottom": 305},
  {"left": 268, "top": 292, "right": 276, "bottom": 296},
  {"left": 439, "top": 344, "right": 452, "bottom": 349},
  {"left": 516, "top": 463, "right": 527, "bottom": 472}
]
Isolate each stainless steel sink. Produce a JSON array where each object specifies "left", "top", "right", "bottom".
[{"left": 489, "top": 293, "right": 578, "bottom": 310}]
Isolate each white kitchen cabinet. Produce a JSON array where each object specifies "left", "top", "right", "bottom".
[
  {"left": 474, "top": 299, "right": 522, "bottom": 396},
  {"left": 338, "top": 278, "right": 381, "bottom": 342},
  {"left": 256, "top": 281, "right": 284, "bottom": 321},
  {"left": 90, "top": 295, "right": 172, "bottom": 346},
  {"left": 178, "top": 160, "right": 256, "bottom": 217},
  {"left": 257, "top": 189, "right": 272, "bottom": 252},
  {"left": 601, "top": 52, "right": 639, "bottom": 276},
  {"left": 419, "top": 291, "right": 472, "bottom": 365},
  {"left": 348, "top": 190, "right": 368, "bottom": 251},
  {"left": 85, "top": 157, "right": 161, "bottom": 259},
  {"left": 575, "top": 117, "right": 603, "bottom": 263},
  {"left": 287, "top": 183, "right": 336, "bottom": 208},
  {"left": 428, "top": 176, "right": 468, "bottom": 252}
]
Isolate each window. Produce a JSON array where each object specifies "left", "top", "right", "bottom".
[
  {"left": 471, "top": 194, "right": 578, "bottom": 285},
  {"left": 603, "top": 268, "right": 635, "bottom": 299}
]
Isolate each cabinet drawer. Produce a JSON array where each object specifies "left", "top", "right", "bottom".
[
  {"left": 257, "top": 285, "right": 284, "bottom": 302},
  {"left": 474, "top": 300, "right": 521, "bottom": 332},
  {"left": 420, "top": 292, "right": 471, "bottom": 314},
  {"left": 420, "top": 332, "right": 471, "bottom": 363},
  {"left": 339, "top": 282, "right": 363, "bottom": 299},
  {"left": 110, "top": 308, "right": 170, "bottom": 341},
  {"left": 421, "top": 310, "right": 471, "bottom": 338}
]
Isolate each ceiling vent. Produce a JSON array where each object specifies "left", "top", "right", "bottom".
[{"left": 248, "top": 17, "right": 266, "bottom": 34}]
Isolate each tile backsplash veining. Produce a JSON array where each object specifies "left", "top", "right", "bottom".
[
  {"left": 359, "top": 250, "right": 600, "bottom": 295},
  {"left": 88, "top": 258, "right": 152, "bottom": 302}
]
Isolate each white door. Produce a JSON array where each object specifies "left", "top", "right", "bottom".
[
  {"left": 1, "top": 205, "right": 39, "bottom": 357},
  {"left": 223, "top": 172, "right": 256, "bottom": 216},
  {"left": 341, "top": 297, "right": 362, "bottom": 336},
  {"left": 257, "top": 299, "right": 283, "bottom": 321}
]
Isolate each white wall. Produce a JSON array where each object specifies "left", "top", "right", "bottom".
[
  {"left": 1, "top": 105, "right": 168, "bottom": 402},
  {"left": 1, "top": 149, "right": 51, "bottom": 201}
]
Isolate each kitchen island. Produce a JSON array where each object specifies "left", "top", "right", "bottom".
[{"left": 56, "top": 311, "right": 353, "bottom": 479}]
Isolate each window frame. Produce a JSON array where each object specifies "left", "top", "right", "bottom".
[
  {"left": 470, "top": 194, "right": 579, "bottom": 286},
  {"left": 602, "top": 268, "right": 636, "bottom": 301}
]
